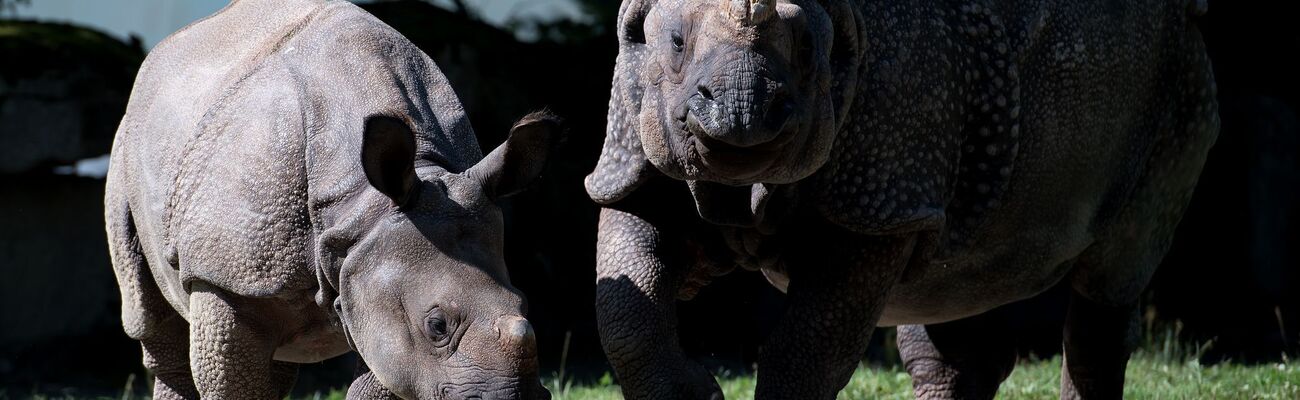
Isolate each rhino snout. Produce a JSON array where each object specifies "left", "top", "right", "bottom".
[
  {"left": 491, "top": 316, "right": 548, "bottom": 400},
  {"left": 683, "top": 76, "right": 794, "bottom": 179},
  {"left": 444, "top": 381, "right": 551, "bottom": 400},
  {"left": 501, "top": 381, "right": 552, "bottom": 400},
  {"left": 687, "top": 76, "right": 794, "bottom": 150}
]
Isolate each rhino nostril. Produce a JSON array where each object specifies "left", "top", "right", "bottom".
[
  {"left": 697, "top": 85, "right": 715, "bottom": 101},
  {"left": 765, "top": 95, "right": 795, "bottom": 132}
]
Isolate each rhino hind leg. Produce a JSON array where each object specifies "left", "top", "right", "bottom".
[
  {"left": 1059, "top": 22, "right": 1218, "bottom": 400},
  {"left": 188, "top": 282, "right": 297, "bottom": 399},
  {"left": 108, "top": 185, "right": 200, "bottom": 398},
  {"left": 1059, "top": 292, "right": 1139, "bottom": 400},
  {"left": 897, "top": 308, "right": 1018, "bottom": 400},
  {"left": 105, "top": 187, "right": 176, "bottom": 340},
  {"left": 140, "top": 312, "right": 199, "bottom": 400}
]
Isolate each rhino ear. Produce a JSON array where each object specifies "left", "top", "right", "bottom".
[
  {"left": 361, "top": 115, "right": 418, "bottom": 206},
  {"left": 468, "top": 111, "right": 563, "bottom": 199},
  {"left": 617, "top": 0, "right": 654, "bottom": 45},
  {"left": 820, "top": 0, "right": 867, "bottom": 126},
  {"left": 584, "top": 0, "right": 659, "bottom": 204}
]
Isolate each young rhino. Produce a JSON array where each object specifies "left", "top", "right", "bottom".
[
  {"left": 104, "top": 0, "right": 556, "bottom": 399},
  {"left": 588, "top": 0, "right": 1218, "bottom": 399}
]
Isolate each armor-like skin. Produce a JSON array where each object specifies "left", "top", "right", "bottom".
[
  {"left": 586, "top": 0, "right": 1218, "bottom": 398},
  {"left": 105, "top": 1, "right": 558, "bottom": 398}
]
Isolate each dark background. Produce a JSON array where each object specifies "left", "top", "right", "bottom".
[{"left": 1, "top": 0, "right": 1296, "bottom": 396}]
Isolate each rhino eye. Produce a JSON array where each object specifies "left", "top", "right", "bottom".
[
  {"left": 425, "top": 308, "right": 451, "bottom": 345},
  {"left": 663, "top": 27, "right": 688, "bottom": 79},
  {"left": 670, "top": 31, "right": 684, "bottom": 52}
]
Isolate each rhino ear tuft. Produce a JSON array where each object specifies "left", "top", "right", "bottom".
[
  {"left": 469, "top": 111, "right": 564, "bottom": 199},
  {"left": 361, "top": 115, "right": 418, "bottom": 206}
]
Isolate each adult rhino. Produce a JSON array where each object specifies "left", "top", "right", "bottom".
[
  {"left": 585, "top": 0, "right": 1218, "bottom": 398},
  {"left": 105, "top": 0, "right": 558, "bottom": 398}
]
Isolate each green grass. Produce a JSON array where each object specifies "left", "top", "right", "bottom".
[
  {"left": 532, "top": 325, "right": 1299, "bottom": 400},
  {"left": 537, "top": 352, "right": 1298, "bottom": 400},
  {"left": 7, "top": 350, "right": 1295, "bottom": 399}
]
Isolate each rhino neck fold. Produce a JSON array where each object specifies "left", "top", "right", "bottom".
[
  {"left": 308, "top": 189, "right": 388, "bottom": 334},
  {"left": 687, "top": 181, "right": 796, "bottom": 233}
]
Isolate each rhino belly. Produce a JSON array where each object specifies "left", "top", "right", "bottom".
[
  {"left": 273, "top": 314, "right": 352, "bottom": 363},
  {"left": 876, "top": 229, "right": 1088, "bottom": 326}
]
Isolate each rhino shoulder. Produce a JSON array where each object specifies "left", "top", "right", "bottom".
[
  {"left": 815, "top": 1, "right": 1024, "bottom": 244},
  {"left": 168, "top": 0, "right": 483, "bottom": 299},
  {"left": 169, "top": 63, "right": 317, "bottom": 298},
  {"left": 298, "top": 1, "right": 483, "bottom": 173}
]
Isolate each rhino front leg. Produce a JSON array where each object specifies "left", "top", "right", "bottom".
[
  {"left": 755, "top": 233, "right": 916, "bottom": 400},
  {"left": 346, "top": 358, "right": 400, "bottom": 399},
  {"left": 595, "top": 206, "right": 722, "bottom": 400},
  {"left": 897, "top": 308, "right": 1018, "bottom": 399},
  {"left": 188, "top": 283, "right": 297, "bottom": 399},
  {"left": 346, "top": 372, "right": 399, "bottom": 399}
]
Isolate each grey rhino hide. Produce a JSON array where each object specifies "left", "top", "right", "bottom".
[
  {"left": 105, "top": 0, "right": 554, "bottom": 398},
  {"left": 111, "top": 0, "right": 477, "bottom": 307},
  {"left": 584, "top": 0, "right": 1218, "bottom": 397},
  {"left": 587, "top": 0, "right": 1021, "bottom": 242},
  {"left": 584, "top": 0, "right": 660, "bottom": 205}
]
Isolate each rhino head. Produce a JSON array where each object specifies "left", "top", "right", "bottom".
[
  {"left": 327, "top": 112, "right": 561, "bottom": 400},
  {"left": 621, "top": 0, "right": 862, "bottom": 186}
]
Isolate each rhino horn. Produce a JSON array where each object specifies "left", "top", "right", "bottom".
[
  {"left": 496, "top": 315, "right": 538, "bottom": 360},
  {"left": 731, "top": 0, "right": 775, "bottom": 26}
]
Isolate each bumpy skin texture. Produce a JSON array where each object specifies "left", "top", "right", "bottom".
[
  {"left": 897, "top": 307, "right": 1018, "bottom": 399},
  {"left": 105, "top": 1, "right": 557, "bottom": 398},
  {"left": 587, "top": 0, "right": 1218, "bottom": 398},
  {"left": 349, "top": 372, "right": 400, "bottom": 400}
]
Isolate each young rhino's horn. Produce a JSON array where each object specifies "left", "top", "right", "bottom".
[
  {"left": 496, "top": 315, "right": 538, "bottom": 359},
  {"left": 731, "top": 0, "right": 775, "bottom": 26}
]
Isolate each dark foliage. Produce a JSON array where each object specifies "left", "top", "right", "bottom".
[{"left": 0, "top": 0, "right": 1295, "bottom": 396}]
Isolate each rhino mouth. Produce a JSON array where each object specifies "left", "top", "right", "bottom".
[
  {"left": 692, "top": 135, "right": 777, "bottom": 173},
  {"left": 682, "top": 112, "right": 795, "bottom": 179}
]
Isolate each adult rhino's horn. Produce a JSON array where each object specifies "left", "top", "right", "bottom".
[{"left": 731, "top": 0, "right": 775, "bottom": 26}]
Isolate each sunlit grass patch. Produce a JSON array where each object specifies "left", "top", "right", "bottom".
[
  {"left": 10, "top": 347, "right": 1294, "bottom": 399},
  {"left": 541, "top": 352, "right": 1298, "bottom": 400}
]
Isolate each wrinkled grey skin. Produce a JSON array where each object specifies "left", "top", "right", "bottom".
[
  {"left": 586, "top": 0, "right": 1219, "bottom": 399},
  {"left": 105, "top": 1, "right": 556, "bottom": 399}
]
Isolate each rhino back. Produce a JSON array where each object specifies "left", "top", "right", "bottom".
[
  {"left": 863, "top": 0, "right": 1218, "bottom": 321},
  {"left": 109, "top": 0, "right": 481, "bottom": 307},
  {"left": 817, "top": 0, "right": 1208, "bottom": 242},
  {"left": 955, "top": 0, "right": 1213, "bottom": 261}
]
